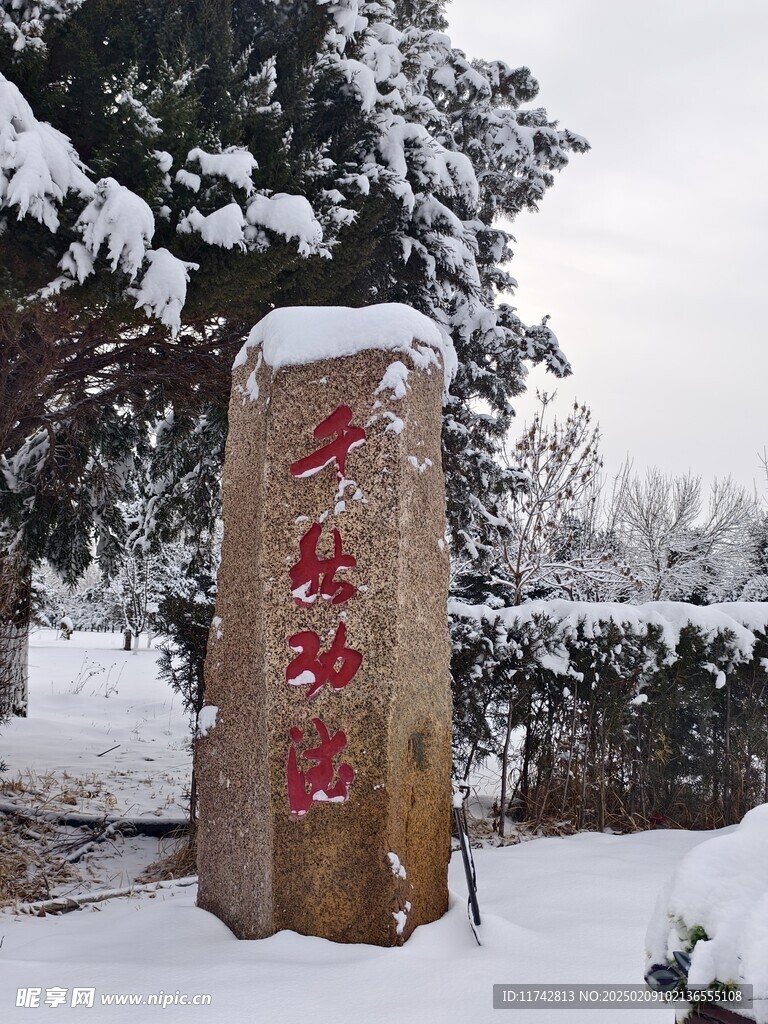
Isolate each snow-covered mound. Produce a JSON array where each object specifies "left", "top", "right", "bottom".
[{"left": 646, "top": 803, "right": 768, "bottom": 1020}]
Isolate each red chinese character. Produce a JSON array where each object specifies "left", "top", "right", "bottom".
[
  {"left": 290, "top": 405, "right": 366, "bottom": 479},
  {"left": 286, "top": 623, "right": 362, "bottom": 699},
  {"left": 289, "top": 523, "right": 356, "bottom": 606},
  {"left": 287, "top": 719, "right": 355, "bottom": 816}
]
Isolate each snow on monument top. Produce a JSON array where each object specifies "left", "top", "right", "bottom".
[{"left": 234, "top": 304, "right": 456, "bottom": 390}]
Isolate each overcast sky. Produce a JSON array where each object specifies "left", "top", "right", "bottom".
[{"left": 447, "top": 0, "right": 768, "bottom": 494}]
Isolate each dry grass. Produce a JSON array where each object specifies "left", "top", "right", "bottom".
[
  {"left": 0, "top": 810, "right": 78, "bottom": 907},
  {"left": 138, "top": 830, "right": 196, "bottom": 884},
  {"left": 1, "top": 769, "right": 118, "bottom": 816},
  {"left": 0, "top": 770, "right": 143, "bottom": 909},
  {"left": 454, "top": 780, "right": 652, "bottom": 849}
]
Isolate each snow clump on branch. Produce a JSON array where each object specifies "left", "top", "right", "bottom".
[
  {"left": 0, "top": 0, "right": 84, "bottom": 51},
  {"left": 0, "top": 72, "right": 93, "bottom": 229}
]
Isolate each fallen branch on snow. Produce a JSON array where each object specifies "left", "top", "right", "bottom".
[
  {"left": 13, "top": 876, "right": 197, "bottom": 916},
  {"left": 0, "top": 797, "right": 187, "bottom": 837}
]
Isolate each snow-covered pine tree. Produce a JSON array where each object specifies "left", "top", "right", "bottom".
[
  {"left": 0, "top": 0, "right": 83, "bottom": 51},
  {"left": 0, "top": 400, "right": 142, "bottom": 713},
  {"left": 0, "top": 0, "right": 354, "bottom": 704},
  {"left": 334, "top": 0, "right": 588, "bottom": 565},
  {"left": 1, "top": 0, "right": 588, "bottom": 710}
]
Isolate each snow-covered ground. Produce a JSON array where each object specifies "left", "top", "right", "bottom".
[
  {"left": 0, "top": 629, "right": 742, "bottom": 1022},
  {"left": 0, "top": 630, "right": 190, "bottom": 901},
  {"left": 3, "top": 629, "right": 190, "bottom": 821}
]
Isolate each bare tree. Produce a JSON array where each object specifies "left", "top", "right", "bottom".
[
  {"left": 498, "top": 393, "right": 630, "bottom": 604},
  {"left": 613, "top": 466, "right": 755, "bottom": 602}
]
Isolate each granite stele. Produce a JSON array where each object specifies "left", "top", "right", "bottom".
[{"left": 194, "top": 304, "right": 455, "bottom": 945}]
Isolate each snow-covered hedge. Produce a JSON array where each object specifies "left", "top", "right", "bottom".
[
  {"left": 450, "top": 600, "right": 768, "bottom": 830},
  {"left": 646, "top": 803, "right": 768, "bottom": 1022}
]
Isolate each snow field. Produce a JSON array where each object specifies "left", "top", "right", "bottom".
[
  {"left": 0, "top": 629, "right": 746, "bottom": 1024},
  {"left": 1, "top": 629, "right": 190, "bottom": 821}
]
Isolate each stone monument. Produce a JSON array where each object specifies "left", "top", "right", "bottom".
[{"left": 195, "top": 303, "right": 454, "bottom": 945}]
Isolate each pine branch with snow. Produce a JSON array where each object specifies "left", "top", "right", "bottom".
[{"left": 0, "top": 0, "right": 83, "bottom": 51}]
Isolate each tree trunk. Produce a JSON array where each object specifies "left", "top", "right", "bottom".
[
  {"left": 0, "top": 556, "right": 31, "bottom": 718},
  {"left": 498, "top": 701, "right": 515, "bottom": 839},
  {"left": 188, "top": 765, "right": 198, "bottom": 850},
  {"left": 560, "top": 698, "right": 578, "bottom": 817},
  {"left": 516, "top": 720, "right": 533, "bottom": 823},
  {"left": 723, "top": 684, "right": 732, "bottom": 824}
]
